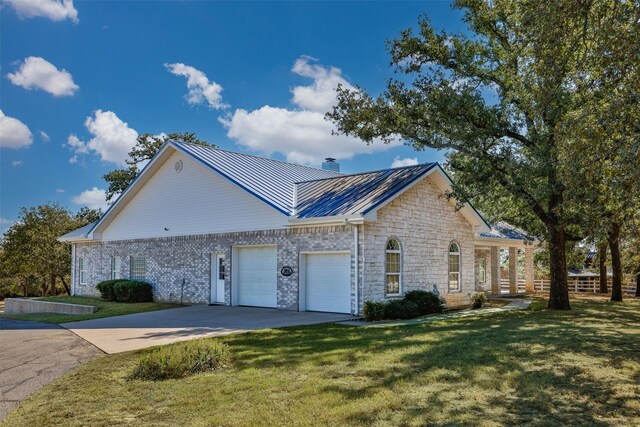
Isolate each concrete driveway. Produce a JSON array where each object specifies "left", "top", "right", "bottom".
[
  {"left": 0, "top": 318, "right": 102, "bottom": 421},
  {"left": 63, "top": 305, "right": 351, "bottom": 354}
]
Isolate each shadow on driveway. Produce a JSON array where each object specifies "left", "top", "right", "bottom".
[{"left": 62, "top": 305, "right": 351, "bottom": 354}]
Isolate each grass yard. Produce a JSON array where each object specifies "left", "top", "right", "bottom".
[
  {"left": 3, "top": 297, "right": 639, "bottom": 426},
  {"left": 0, "top": 296, "right": 180, "bottom": 324}
]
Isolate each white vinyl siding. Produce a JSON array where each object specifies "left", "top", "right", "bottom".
[
  {"left": 100, "top": 151, "right": 288, "bottom": 241},
  {"left": 305, "top": 253, "right": 351, "bottom": 314}
]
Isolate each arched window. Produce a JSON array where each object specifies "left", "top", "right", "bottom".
[
  {"left": 385, "top": 239, "right": 401, "bottom": 295},
  {"left": 449, "top": 242, "right": 461, "bottom": 291}
]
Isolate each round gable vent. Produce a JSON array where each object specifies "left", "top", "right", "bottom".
[{"left": 174, "top": 159, "right": 183, "bottom": 173}]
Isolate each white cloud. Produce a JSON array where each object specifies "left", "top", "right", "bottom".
[
  {"left": 12, "top": 160, "right": 23, "bottom": 167},
  {"left": 68, "top": 110, "right": 138, "bottom": 166},
  {"left": 391, "top": 157, "right": 419, "bottom": 168},
  {"left": 38, "top": 130, "right": 50, "bottom": 142},
  {"left": 5, "top": 0, "right": 78, "bottom": 23},
  {"left": 0, "top": 217, "right": 12, "bottom": 225},
  {"left": 221, "top": 56, "right": 399, "bottom": 165},
  {"left": 7, "top": 57, "right": 78, "bottom": 97},
  {"left": 8, "top": 56, "right": 79, "bottom": 97},
  {"left": 165, "top": 63, "right": 227, "bottom": 110},
  {"left": 0, "top": 110, "right": 33, "bottom": 149},
  {"left": 72, "top": 187, "right": 109, "bottom": 211},
  {"left": 56, "top": 188, "right": 65, "bottom": 193}
]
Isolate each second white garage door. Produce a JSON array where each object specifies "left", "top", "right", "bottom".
[
  {"left": 305, "top": 253, "right": 351, "bottom": 314},
  {"left": 237, "top": 246, "right": 277, "bottom": 308}
]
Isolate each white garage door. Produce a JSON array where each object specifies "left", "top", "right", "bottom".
[
  {"left": 305, "top": 253, "right": 351, "bottom": 314},
  {"left": 237, "top": 246, "right": 277, "bottom": 308}
]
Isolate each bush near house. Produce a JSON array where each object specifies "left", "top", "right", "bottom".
[
  {"left": 129, "top": 339, "right": 231, "bottom": 381},
  {"left": 469, "top": 291, "right": 487, "bottom": 309},
  {"left": 96, "top": 280, "right": 153, "bottom": 303},
  {"left": 363, "top": 290, "right": 446, "bottom": 321}
]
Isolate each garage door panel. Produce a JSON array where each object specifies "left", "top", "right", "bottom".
[
  {"left": 237, "top": 246, "right": 277, "bottom": 308},
  {"left": 305, "top": 253, "right": 351, "bottom": 314}
]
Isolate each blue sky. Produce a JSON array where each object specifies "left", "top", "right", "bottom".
[{"left": 1, "top": 0, "right": 466, "bottom": 229}]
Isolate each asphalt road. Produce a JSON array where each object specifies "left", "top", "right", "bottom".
[{"left": 0, "top": 318, "right": 102, "bottom": 421}]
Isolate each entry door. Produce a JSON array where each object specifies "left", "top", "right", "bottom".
[{"left": 210, "top": 254, "right": 226, "bottom": 304}]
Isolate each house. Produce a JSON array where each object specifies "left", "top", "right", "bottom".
[{"left": 60, "top": 141, "right": 534, "bottom": 314}]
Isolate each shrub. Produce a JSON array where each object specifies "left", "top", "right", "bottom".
[
  {"left": 113, "top": 280, "right": 153, "bottom": 303},
  {"left": 363, "top": 301, "right": 386, "bottom": 321},
  {"left": 404, "top": 290, "right": 446, "bottom": 315},
  {"left": 384, "top": 299, "right": 420, "bottom": 320},
  {"left": 96, "top": 279, "right": 125, "bottom": 301},
  {"left": 129, "top": 339, "right": 231, "bottom": 381},
  {"left": 469, "top": 291, "right": 487, "bottom": 309}
]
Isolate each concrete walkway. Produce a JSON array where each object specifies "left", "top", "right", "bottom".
[
  {"left": 63, "top": 305, "right": 351, "bottom": 354},
  {"left": 337, "top": 299, "right": 533, "bottom": 328},
  {"left": 0, "top": 318, "right": 102, "bottom": 421}
]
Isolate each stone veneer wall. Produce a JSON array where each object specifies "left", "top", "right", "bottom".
[
  {"left": 73, "top": 224, "right": 357, "bottom": 311},
  {"left": 362, "top": 176, "right": 476, "bottom": 307}
]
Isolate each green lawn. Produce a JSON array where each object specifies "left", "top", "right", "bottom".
[
  {"left": 3, "top": 297, "right": 639, "bottom": 426},
  {"left": 0, "top": 296, "right": 180, "bottom": 324}
]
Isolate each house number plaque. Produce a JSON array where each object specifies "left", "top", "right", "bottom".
[{"left": 281, "top": 266, "right": 293, "bottom": 277}]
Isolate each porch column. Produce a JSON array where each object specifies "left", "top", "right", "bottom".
[
  {"left": 524, "top": 247, "right": 535, "bottom": 293},
  {"left": 490, "top": 246, "right": 500, "bottom": 295},
  {"left": 509, "top": 247, "right": 518, "bottom": 294}
]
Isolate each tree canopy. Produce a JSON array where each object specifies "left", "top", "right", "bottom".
[
  {"left": 0, "top": 203, "right": 101, "bottom": 296},
  {"left": 327, "top": 0, "right": 639, "bottom": 309}
]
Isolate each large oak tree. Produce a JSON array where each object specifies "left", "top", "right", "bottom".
[{"left": 327, "top": 0, "right": 638, "bottom": 310}]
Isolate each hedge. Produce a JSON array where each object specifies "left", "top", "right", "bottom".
[
  {"left": 362, "top": 290, "right": 446, "bottom": 321},
  {"left": 96, "top": 279, "right": 153, "bottom": 303}
]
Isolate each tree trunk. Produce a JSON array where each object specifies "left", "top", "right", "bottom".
[
  {"left": 598, "top": 240, "right": 608, "bottom": 293},
  {"left": 547, "top": 225, "right": 571, "bottom": 310},
  {"left": 636, "top": 273, "right": 640, "bottom": 297},
  {"left": 608, "top": 222, "right": 623, "bottom": 302},
  {"left": 59, "top": 275, "right": 70, "bottom": 295},
  {"left": 41, "top": 276, "right": 47, "bottom": 297},
  {"left": 50, "top": 273, "right": 57, "bottom": 296}
]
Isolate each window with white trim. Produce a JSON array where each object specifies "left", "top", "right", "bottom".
[
  {"left": 79, "top": 257, "right": 88, "bottom": 286},
  {"left": 385, "top": 239, "right": 401, "bottom": 295},
  {"left": 478, "top": 257, "right": 486, "bottom": 283},
  {"left": 111, "top": 256, "right": 122, "bottom": 280},
  {"left": 449, "top": 242, "right": 461, "bottom": 291},
  {"left": 130, "top": 256, "right": 146, "bottom": 281}
]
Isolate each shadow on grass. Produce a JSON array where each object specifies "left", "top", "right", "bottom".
[{"left": 224, "top": 298, "right": 640, "bottom": 425}]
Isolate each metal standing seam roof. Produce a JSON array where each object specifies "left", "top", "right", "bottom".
[
  {"left": 173, "top": 142, "right": 344, "bottom": 215},
  {"left": 295, "top": 163, "right": 438, "bottom": 218},
  {"left": 59, "top": 221, "right": 96, "bottom": 241},
  {"left": 478, "top": 221, "right": 533, "bottom": 241}
]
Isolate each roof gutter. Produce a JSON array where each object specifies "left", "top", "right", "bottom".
[{"left": 287, "top": 214, "right": 365, "bottom": 227}]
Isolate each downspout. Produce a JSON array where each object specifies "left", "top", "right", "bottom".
[
  {"left": 353, "top": 224, "right": 359, "bottom": 316},
  {"left": 71, "top": 243, "right": 76, "bottom": 296}
]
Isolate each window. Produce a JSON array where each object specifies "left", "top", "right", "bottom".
[
  {"left": 449, "top": 242, "right": 460, "bottom": 291},
  {"left": 130, "top": 256, "right": 146, "bottom": 281},
  {"left": 111, "top": 256, "right": 122, "bottom": 280},
  {"left": 478, "top": 258, "right": 486, "bottom": 283},
  {"left": 79, "top": 257, "right": 88, "bottom": 286},
  {"left": 385, "top": 239, "right": 401, "bottom": 295}
]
